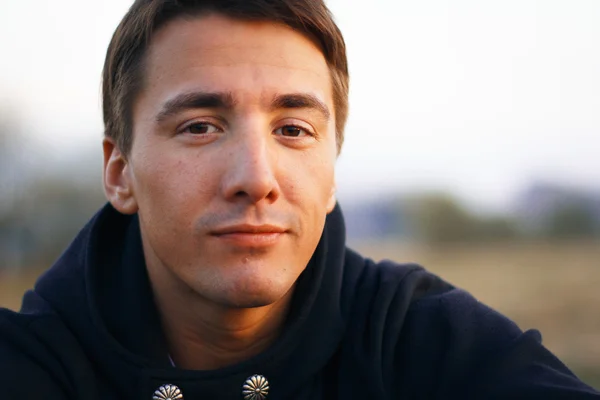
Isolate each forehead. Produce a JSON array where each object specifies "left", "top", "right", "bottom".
[{"left": 138, "top": 13, "right": 333, "bottom": 112}]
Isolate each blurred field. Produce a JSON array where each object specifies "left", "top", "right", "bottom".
[{"left": 2, "top": 239, "right": 599, "bottom": 388}]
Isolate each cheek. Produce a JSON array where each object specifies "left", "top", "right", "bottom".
[
  {"left": 131, "top": 149, "right": 217, "bottom": 220},
  {"left": 280, "top": 149, "right": 335, "bottom": 213},
  {"left": 306, "top": 150, "right": 335, "bottom": 200}
]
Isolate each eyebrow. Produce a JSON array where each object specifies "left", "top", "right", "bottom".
[
  {"left": 155, "top": 91, "right": 236, "bottom": 122},
  {"left": 269, "top": 93, "right": 331, "bottom": 122},
  {"left": 154, "top": 91, "right": 331, "bottom": 123}
]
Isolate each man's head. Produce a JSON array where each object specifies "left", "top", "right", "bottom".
[
  {"left": 101, "top": 0, "right": 349, "bottom": 308},
  {"left": 102, "top": 0, "right": 349, "bottom": 156}
]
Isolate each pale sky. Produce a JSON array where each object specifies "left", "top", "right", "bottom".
[{"left": 1, "top": 0, "right": 599, "bottom": 211}]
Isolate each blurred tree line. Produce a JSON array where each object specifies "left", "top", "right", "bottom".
[
  {"left": 0, "top": 111, "right": 105, "bottom": 271},
  {"left": 396, "top": 186, "right": 600, "bottom": 244},
  {"left": 402, "top": 194, "right": 517, "bottom": 244}
]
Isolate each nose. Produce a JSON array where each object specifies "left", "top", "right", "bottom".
[{"left": 220, "top": 129, "right": 281, "bottom": 205}]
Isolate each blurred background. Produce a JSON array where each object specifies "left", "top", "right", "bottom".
[{"left": 1, "top": 0, "right": 599, "bottom": 389}]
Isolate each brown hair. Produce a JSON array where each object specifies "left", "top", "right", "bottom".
[{"left": 102, "top": 0, "right": 349, "bottom": 155}]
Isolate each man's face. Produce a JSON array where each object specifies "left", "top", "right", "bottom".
[{"left": 106, "top": 14, "right": 337, "bottom": 308}]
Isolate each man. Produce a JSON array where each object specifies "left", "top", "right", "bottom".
[{"left": 0, "top": 0, "right": 598, "bottom": 398}]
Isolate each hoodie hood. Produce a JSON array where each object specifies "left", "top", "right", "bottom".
[{"left": 23, "top": 203, "right": 348, "bottom": 399}]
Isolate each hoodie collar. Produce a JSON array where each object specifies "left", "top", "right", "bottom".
[{"left": 34, "top": 203, "right": 348, "bottom": 399}]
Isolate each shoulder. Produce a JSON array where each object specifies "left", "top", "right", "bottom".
[
  {"left": 340, "top": 248, "right": 456, "bottom": 322},
  {"left": 0, "top": 288, "right": 98, "bottom": 399},
  {"left": 341, "top": 248, "right": 521, "bottom": 343},
  {"left": 339, "top": 249, "right": 461, "bottom": 372},
  {"left": 340, "top": 250, "right": 600, "bottom": 398},
  {"left": 0, "top": 307, "right": 69, "bottom": 399}
]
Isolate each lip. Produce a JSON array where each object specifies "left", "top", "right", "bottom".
[
  {"left": 212, "top": 224, "right": 287, "bottom": 235},
  {"left": 210, "top": 224, "right": 287, "bottom": 247}
]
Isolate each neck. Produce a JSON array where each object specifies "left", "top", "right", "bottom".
[{"left": 147, "top": 262, "right": 294, "bottom": 370}]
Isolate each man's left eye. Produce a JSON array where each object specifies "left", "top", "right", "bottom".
[{"left": 274, "top": 125, "right": 311, "bottom": 137}]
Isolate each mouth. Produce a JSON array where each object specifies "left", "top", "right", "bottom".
[{"left": 210, "top": 224, "right": 287, "bottom": 247}]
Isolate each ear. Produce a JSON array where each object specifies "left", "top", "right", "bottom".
[
  {"left": 326, "top": 183, "right": 337, "bottom": 214},
  {"left": 103, "top": 138, "right": 138, "bottom": 215}
]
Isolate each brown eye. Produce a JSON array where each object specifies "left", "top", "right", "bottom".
[
  {"left": 274, "top": 125, "right": 309, "bottom": 137},
  {"left": 184, "top": 122, "right": 219, "bottom": 134}
]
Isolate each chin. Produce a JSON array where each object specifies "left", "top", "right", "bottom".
[
  {"left": 186, "top": 251, "right": 301, "bottom": 309},
  {"left": 213, "top": 287, "right": 286, "bottom": 309},
  {"left": 210, "top": 270, "right": 296, "bottom": 309},
  {"left": 228, "top": 296, "right": 280, "bottom": 309}
]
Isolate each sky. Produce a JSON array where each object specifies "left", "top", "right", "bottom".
[{"left": 0, "top": 0, "right": 599, "bottom": 211}]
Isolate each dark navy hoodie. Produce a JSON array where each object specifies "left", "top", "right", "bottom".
[{"left": 0, "top": 203, "right": 598, "bottom": 399}]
